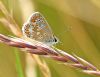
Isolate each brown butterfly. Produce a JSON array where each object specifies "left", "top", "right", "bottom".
[{"left": 22, "top": 12, "right": 58, "bottom": 46}]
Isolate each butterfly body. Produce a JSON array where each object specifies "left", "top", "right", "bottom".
[{"left": 22, "top": 12, "right": 58, "bottom": 46}]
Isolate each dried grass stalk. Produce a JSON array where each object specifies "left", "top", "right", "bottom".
[{"left": 0, "top": 33, "right": 100, "bottom": 76}]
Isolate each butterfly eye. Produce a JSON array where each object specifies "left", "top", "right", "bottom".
[{"left": 53, "top": 38, "right": 57, "bottom": 42}]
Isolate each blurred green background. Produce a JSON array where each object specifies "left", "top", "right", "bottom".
[{"left": 0, "top": 0, "right": 100, "bottom": 77}]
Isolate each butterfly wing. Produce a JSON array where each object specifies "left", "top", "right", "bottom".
[{"left": 22, "top": 12, "right": 58, "bottom": 45}]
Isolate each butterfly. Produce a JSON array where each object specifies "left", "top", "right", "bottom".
[{"left": 22, "top": 12, "right": 58, "bottom": 46}]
